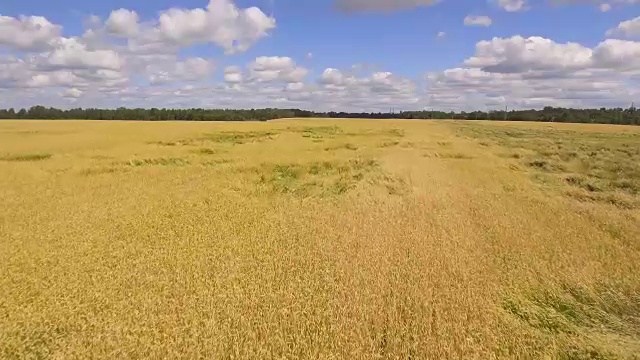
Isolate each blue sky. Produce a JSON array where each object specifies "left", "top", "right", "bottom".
[{"left": 0, "top": 0, "right": 639, "bottom": 111}]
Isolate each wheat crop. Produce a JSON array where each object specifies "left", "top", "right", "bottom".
[{"left": 1, "top": 119, "right": 639, "bottom": 359}]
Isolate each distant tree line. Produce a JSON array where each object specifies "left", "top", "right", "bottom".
[
  {"left": 0, "top": 106, "right": 296, "bottom": 122},
  {"left": 0, "top": 105, "right": 638, "bottom": 125}
]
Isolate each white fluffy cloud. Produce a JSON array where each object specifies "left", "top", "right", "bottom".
[
  {"left": 248, "top": 56, "right": 309, "bottom": 83},
  {"left": 496, "top": 0, "right": 528, "bottom": 12},
  {"left": 592, "top": 39, "right": 640, "bottom": 70},
  {"left": 0, "top": 0, "right": 276, "bottom": 105},
  {"left": 314, "top": 68, "right": 419, "bottom": 109},
  {"left": 600, "top": 3, "right": 612, "bottom": 11},
  {"left": 0, "top": 15, "right": 61, "bottom": 51},
  {"left": 81, "top": 0, "right": 276, "bottom": 56},
  {"left": 425, "top": 35, "right": 640, "bottom": 110},
  {"left": 607, "top": 16, "right": 640, "bottom": 38},
  {"left": 106, "top": 9, "right": 139, "bottom": 37},
  {"left": 426, "top": 68, "right": 634, "bottom": 110},
  {"left": 464, "top": 16, "right": 493, "bottom": 27},
  {"left": 224, "top": 66, "right": 244, "bottom": 84},
  {"left": 321, "top": 68, "right": 358, "bottom": 86},
  {"left": 462, "top": 36, "right": 640, "bottom": 74},
  {"left": 464, "top": 36, "right": 592, "bottom": 72},
  {"left": 44, "top": 38, "right": 123, "bottom": 71},
  {"left": 0, "top": 31, "right": 127, "bottom": 92},
  {"left": 153, "top": 0, "right": 275, "bottom": 53},
  {"left": 334, "top": 0, "right": 440, "bottom": 11},
  {"left": 61, "top": 87, "right": 83, "bottom": 98},
  {"left": 147, "top": 57, "right": 215, "bottom": 84},
  {"left": 0, "top": 57, "right": 27, "bottom": 86}
]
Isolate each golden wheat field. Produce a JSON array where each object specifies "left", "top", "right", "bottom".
[{"left": 1, "top": 119, "right": 639, "bottom": 359}]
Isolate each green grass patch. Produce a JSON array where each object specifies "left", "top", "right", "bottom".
[
  {"left": 201, "top": 159, "right": 232, "bottom": 167},
  {"left": 150, "top": 141, "right": 177, "bottom": 146},
  {"left": 80, "top": 167, "right": 124, "bottom": 176},
  {"left": 324, "top": 143, "right": 359, "bottom": 151},
  {"left": 1, "top": 153, "right": 52, "bottom": 162},
  {"left": 527, "top": 159, "right": 567, "bottom": 172},
  {"left": 556, "top": 345, "right": 616, "bottom": 360},
  {"left": 380, "top": 141, "right": 400, "bottom": 148},
  {"left": 199, "top": 131, "right": 276, "bottom": 145},
  {"left": 456, "top": 123, "right": 640, "bottom": 208},
  {"left": 195, "top": 148, "right": 218, "bottom": 155},
  {"left": 256, "top": 158, "right": 386, "bottom": 197},
  {"left": 289, "top": 126, "right": 344, "bottom": 139},
  {"left": 424, "top": 152, "right": 474, "bottom": 160},
  {"left": 387, "top": 128, "right": 405, "bottom": 137},
  {"left": 565, "top": 175, "right": 605, "bottom": 193},
  {"left": 347, "top": 128, "right": 405, "bottom": 138},
  {"left": 502, "top": 297, "right": 574, "bottom": 334},
  {"left": 503, "top": 281, "right": 640, "bottom": 343},
  {"left": 127, "top": 158, "right": 189, "bottom": 167},
  {"left": 149, "top": 140, "right": 196, "bottom": 146},
  {"left": 565, "top": 190, "right": 637, "bottom": 210}
]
